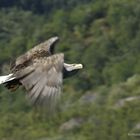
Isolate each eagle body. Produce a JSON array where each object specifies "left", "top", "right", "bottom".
[{"left": 0, "top": 37, "right": 83, "bottom": 107}]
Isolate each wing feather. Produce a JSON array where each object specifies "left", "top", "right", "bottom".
[
  {"left": 15, "top": 53, "right": 64, "bottom": 108},
  {"left": 11, "top": 37, "right": 59, "bottom": 72}
]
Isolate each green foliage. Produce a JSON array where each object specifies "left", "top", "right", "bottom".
[{"left": 0, "top": 0, "right": 140, "bottom": 139}]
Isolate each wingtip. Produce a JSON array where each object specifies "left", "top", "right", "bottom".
[{"left": 50, "top": 36, "right": 59, "bottom": 43}]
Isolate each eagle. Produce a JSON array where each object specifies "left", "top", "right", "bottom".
[{"left": 0, "top": 37, "right": 83, "bottom": 108}]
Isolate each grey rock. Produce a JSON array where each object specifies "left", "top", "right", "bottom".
[
  {"left": 114, "top": 96, "right": 140, "bottom": 108},
  {"left": 79, "top": 92, "right": 97, "bottom": 104},
  {"left": 59, "top": 117, "right": 83, "bottom": 132}
]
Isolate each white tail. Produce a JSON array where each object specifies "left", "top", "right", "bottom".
[{"left": 0, "top": 74, "right": 16, "bottom": 84}]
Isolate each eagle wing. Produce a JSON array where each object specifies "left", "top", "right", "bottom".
[
  {"left": 15, "top": 53, "right": 64, "bottom": 108},
  {"left": 11, "top": 36, "right": 59, "bottom": 72}
]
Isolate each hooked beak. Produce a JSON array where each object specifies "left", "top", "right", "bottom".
[
  {"left": 74, "top": 64, "right": 83, "bottom": 69},
  {"left": 64, "top": 63, "right": 83, "bottom": 71}
]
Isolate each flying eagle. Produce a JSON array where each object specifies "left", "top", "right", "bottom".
[{"left": 0, "top": 37, "right": 83, "bottom": 107}]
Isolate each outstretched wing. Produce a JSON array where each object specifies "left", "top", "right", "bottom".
[
  {"left": 11, "top": 36, "right": 59, "bottom": 72},
  {"left": 15, "top": 53, "right": 64, "bottom": 108}
]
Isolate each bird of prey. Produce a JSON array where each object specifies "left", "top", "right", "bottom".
[{"left": 0, "top": 37, "right": 83, "bottom": 108}]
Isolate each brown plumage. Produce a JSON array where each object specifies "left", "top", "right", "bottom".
[
  {"left": 11, "top": 37, "right": 59, "bottom": 72},
  {"left": 0, "top": 37, "right": 83, "bottom": 108}
]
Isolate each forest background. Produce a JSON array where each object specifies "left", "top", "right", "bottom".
[{"left": 0, "top": 0, "right": 140, "bottom": 140}]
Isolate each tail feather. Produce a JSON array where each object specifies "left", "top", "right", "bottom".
[
  {"left": 0, "top": 74, "right": 15, "bottom": 84},
  {"left": 5, "top": 79, "right": 21, "bottom": 91},
  {"left": 0, "top": 74, "right": 20, "bottom": 91}
]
